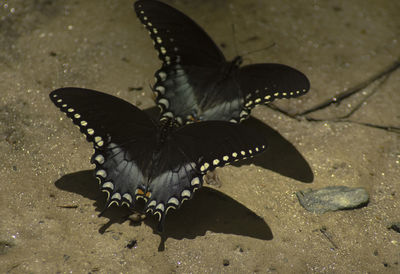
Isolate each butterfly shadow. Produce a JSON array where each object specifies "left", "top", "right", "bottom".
[
  {"left": 54, "top": 170, "right": 273, "bottom": 249},
  {"left": 234, "top": 116, "right": 314, "bottom": 183},
  {"left": 144, "top": 107, "right": 314, "bottom": 183}
]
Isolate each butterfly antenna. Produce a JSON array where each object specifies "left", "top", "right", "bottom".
[
  {"left": 241, "top": 42, "right": 276, "bottom": 59},
  {"left": 231, "top": 24, "right": 239, "bottom": 57}
]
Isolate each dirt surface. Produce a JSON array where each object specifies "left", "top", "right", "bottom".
[{"left": 1, "top": 0, "right": 399, "bottom": 273}]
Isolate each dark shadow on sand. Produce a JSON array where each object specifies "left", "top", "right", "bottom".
[
  {"left": 236, "top": 116, "right": 314, "bottom": 183},
  {"left": 54, "top": 170, "right": 273, "bottom": 242}
]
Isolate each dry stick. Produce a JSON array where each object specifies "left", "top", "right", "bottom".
[
  {"left": 305, "top": 72, "right": 389, "bottom": 121},
  {"left": 337, "top": 75, "right": 389, "bottom": 120},
  {"left": 302, "top": 73, "right": 400, "bottom": 133},
  {"left": 320, "top": 227, "right": 339, "bottom": 250},
  {"left": 298, "top": 60, "right": 400, "bottom": 116}
]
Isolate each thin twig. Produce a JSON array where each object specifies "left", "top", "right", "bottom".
[{"left": 298, "top": 60, "right": 400, "bottom": 116}]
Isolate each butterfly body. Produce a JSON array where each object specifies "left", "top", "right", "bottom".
[
  {"left": 135, "top": 0, "right": 310, "bottom": 125},
  {"left": 50, "top": 88, "right": 267, "bottom": 230}
]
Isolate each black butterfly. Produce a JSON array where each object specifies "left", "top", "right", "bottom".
[
  {"left": 134, "top": 0, "right": 310, "bottom": 124},
  {"left": 50, "top": 88, "right": 268, "bottom": 231}
]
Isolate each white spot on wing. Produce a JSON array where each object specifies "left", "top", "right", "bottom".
[
  {"left": 148, "top": 200, "right": 156, "bottom": 207},
  {"left": 160, "top": 47, "right": 166, "bottom": 55},
  {"left": 123, "top": 193, "right": 133, "bottom": 204},
  {"left": 94, "top": 154, "right": 105, "bottom": 164},
  {"left": 181, "top": 189, "right": 191, "bottom": 198},
  {"left": 96, "top": 169, "right": 107, "bottom": 178},
  {"left": 155, "top": 85, "right": 165, "bottom": 95},
  {"left": 168, "top": 197, "right": 179, "bottom": 206},
  {"left": 191, "top": 177, "right": 200, "bottom": 186},
  {"left": 111, "top": 193, "right": 121, "bottom": 200},
  {"left": 102, "top": 181, "right": 114, "bottom": 190},
  {"left": 156, "top": 203, "right": 165, "bottom": 212},
  {"left": 158, "top": 71, "right": 167, "bottom": 81},
  {"left": 200, "top": 162, "right": 209, "bottom": 172},
  {"left": 163, "top": 112, "right": 173, "bottom": 118},
  {"left": 158, "top": 98, "right": 169, "bottom": 109}
]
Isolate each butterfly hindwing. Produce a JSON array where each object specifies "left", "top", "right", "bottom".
[
  {"left": 237, "top": 63, "right": 311, "bottom": 109},
  {"left": 145, "top": 120, "right": 268, "bottom": 226},
  {"left": 174, "top": 121, "right": 268, "bottom": 167}
]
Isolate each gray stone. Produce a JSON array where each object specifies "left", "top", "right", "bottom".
[{"left": 296, "top": 186, "right": 369, "bottom": 214}]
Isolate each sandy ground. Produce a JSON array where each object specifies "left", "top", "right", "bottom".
[{"left": 1, "top": 0, "right": 400, "bottom": 273}]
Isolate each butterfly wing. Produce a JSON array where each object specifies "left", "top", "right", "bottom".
[
  {"left": 153, "top": 64, "right": 245, "bottom": 124},
  {"left": 134, "top": 0, "right": 225, "bottom": 67},
  {"left": 236, "top": 63, "right": 310, "bottom": 109},
  {"left": 145, "top": 121, "right": 268, "bottom": 228},
  {"left": 49, "top": 88, "right": 158, "bottom": 208}
]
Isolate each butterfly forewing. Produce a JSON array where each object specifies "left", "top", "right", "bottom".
[
  {"left": 134, "top": 0, "right": 225, "bottom": 67},
  {"left": 50, "top": 88, "right": 158, "bottom": 206}
]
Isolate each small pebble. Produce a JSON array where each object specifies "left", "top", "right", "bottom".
[
  {"left": 296, "top": 186, "right": 369, "bottom": 214},
  {"left": 129, "top": 212, "right": 146, "bottom": 223}
]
